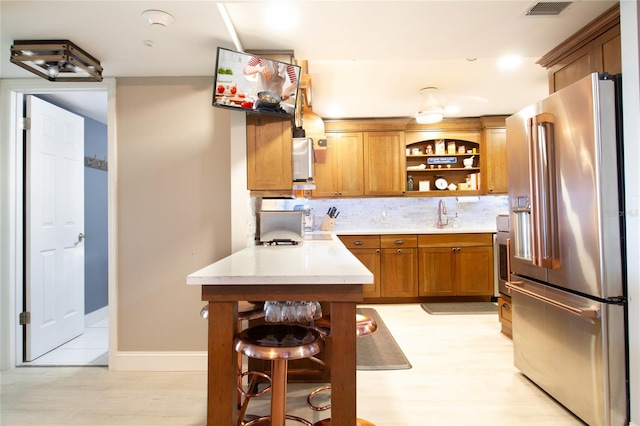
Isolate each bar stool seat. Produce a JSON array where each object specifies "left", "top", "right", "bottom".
[
  {"left": 235, "top": 324, "right": 324, "bottom": 426},
  {"left": 307, "top": 313, "right": 377, "bottom": 426}
]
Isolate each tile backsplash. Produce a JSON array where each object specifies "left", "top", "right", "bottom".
[{"left": 260, "top": 195, "right": 508, "bottom": 233}]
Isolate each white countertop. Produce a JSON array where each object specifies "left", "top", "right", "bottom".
[
  {"left": 187, "top": 235, "right": 374, "bottom": 286},
  {"left": 332, "top": 228, "right": 496, "bottom": 235}
]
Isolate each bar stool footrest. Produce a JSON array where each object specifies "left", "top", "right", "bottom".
[{"left": 244, "top": 414, "right": 313, "bottom": 426}]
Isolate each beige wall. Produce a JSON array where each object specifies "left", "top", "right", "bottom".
[{"left": 116, "top": 77, "right": 231, "bottom": 351}]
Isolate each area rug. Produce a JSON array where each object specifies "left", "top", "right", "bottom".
[
  {"left": 356, "top": 308, "right": 412, "bottom": 370},
  {"left": 420, "top": 302, "right": 498, "bottom": 315}
]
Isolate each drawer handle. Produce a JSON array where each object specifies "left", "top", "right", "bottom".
[
  {"left": 394, "top": 240, "right": 404, "bottom": 245},
  {"left": 354, "top": 241, "right": 364, "bottom": 246},
  {"left": 397, "top": 249, "right": 402, "bottom": 253},
  {"left": 502, "top": 303, "right": 510, "bottom": 310}
]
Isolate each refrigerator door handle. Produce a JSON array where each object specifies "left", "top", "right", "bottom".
[
  {"left": 506, "top": 281, "right": 600, "bottom": 318},
  {"left": 528, "top": 113, "right": 560, "bottom": 269}
]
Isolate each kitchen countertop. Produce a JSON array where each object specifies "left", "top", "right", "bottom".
[
  {"left": 186, "top": 234, "right": 374, "bottom": 286},
  {"left": 323, "top": 228, "right": 497, "bottom": 235}
]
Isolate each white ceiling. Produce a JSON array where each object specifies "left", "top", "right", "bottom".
[{"left": 0, "top": 1, "right": 618, "bottom": 124}]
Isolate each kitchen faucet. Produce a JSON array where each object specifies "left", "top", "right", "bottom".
[{"left": 437, "top": 199, "right": 449, "bottom": 229}]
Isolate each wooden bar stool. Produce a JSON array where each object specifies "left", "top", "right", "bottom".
[
  {"left": 306, "top": 313, "right": 378, "bottom": 426},
  {"left": 234, "top": 324, "right": 325, "bottom": 426}
]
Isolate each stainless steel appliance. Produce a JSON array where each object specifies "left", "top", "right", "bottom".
[
  {"left": 259, "top": 210, "right": 305, "bottom": 244},
  {"left": 495, "top": 214, "right": 509, "bottom": 296},
  {"left": 292, "top": 137, "right": 314, "bottom": 183},
  {"left": 506, "top": 72, "right": 627, "bottom": 426}
]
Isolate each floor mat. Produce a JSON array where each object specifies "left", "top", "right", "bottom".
[
  {"left": 420, "top": 302, "right": 498, "bottom": 315},
  {"left": 356, "top": 307, "right": 412, "bottom": 370}
]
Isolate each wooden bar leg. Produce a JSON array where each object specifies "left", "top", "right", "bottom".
[
  {"left": 270, "top": 359, "right": 288, "bottom": 426},
  {"left": 207, "top": 301, "right": 238, "bottom": 426},
  {"left": 330, "top": 301, "right": 357, "bottom": 426}
]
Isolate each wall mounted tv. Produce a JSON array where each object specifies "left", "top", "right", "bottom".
[{"left": 212, "top": 47, "right": 301, "bottom": 120}]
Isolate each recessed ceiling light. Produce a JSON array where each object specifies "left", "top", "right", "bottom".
[
  {"left": 142, "top": 10, "right": 175, "bottom": 28},
  {"left": 497, "top": 55, "right": 523, "bottom": 71}
]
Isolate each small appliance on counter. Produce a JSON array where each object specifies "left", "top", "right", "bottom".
[{"left": 259, "top": 210, "right": 305, "bottom": 245}]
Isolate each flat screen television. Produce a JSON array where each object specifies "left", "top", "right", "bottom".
[{"left": 212, "top": 47, "right": 301, "bottom": 120}]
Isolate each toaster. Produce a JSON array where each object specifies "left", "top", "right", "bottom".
[{"left": 259, "top": 210, "right": 305, "bottom": 244}]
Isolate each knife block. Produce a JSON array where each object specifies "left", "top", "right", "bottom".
[{"left": 319, "top": 214, "right": 336, "bottom": 231}]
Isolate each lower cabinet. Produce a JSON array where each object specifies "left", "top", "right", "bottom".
[
  {"left": 498, "top": 294, "right": 513, "bottom": 339},
  {"left": 380, "top": 235, "right": 418, "bottom": 298},
  {"left": 338, "top": 235, "right": 381, "bottom": 298},
  {"left": 418, "top": 233, "right": 494, "bottom": 297},
  {"left": 340, "top": 232, "right": 494, "bottom": 301}
]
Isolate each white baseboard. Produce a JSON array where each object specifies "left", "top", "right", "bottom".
[
  {"left": 111, "top": 351, "right": 207, "bottom": 371},
  {"left": 85, "top": 306, "right": 108, "bottom": 327}
]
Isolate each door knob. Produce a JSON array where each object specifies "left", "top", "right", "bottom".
[{"left": 76, "top": 232, "right": 85, "bottom": 245}]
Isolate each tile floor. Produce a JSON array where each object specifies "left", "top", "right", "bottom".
[
  {"left": 24, "top": 318, "right": 108, "bottom": 366},
  {"left": 1, "top": 304, "right": 584, "bottom": 425}
]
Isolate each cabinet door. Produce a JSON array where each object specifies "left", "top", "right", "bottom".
[
  {"left": 456, "top": 246, "right": 494, "bottom": 296},
  {"left": 313, "top": 132, "right": 364, "bottom": 197},
  {"left": 548, "top": 42, "right": 594, "bottom": 92},
  {"left": 380, "top": 248, "right": 417, "bottom": 297},
  {"left": 485, "top": 127, "right": 507, "bottom": 194},
  {"left": 363, "top": 132, "right": 405, "bottom": 196},
  {"left": 595, "top": 24, "right": 621, "bottom": 75},
  {"left": 418, "top": 247, "right": 456, "bottom": 296},
  {"left": 246, "top": 114, "right": 293, "bottom": 190},
  {"left": 337, "top": 133, "right": 365, "bottom": 196},
  {"left": 351, "top": 248, "right": 381, "bottom": 298}
]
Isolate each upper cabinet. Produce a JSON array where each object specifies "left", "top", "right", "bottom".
[
  {"left": 404, "top": 133, "right": 481, "bottom": 196},
  {"left": 363, "top": 131, "right": 406, "bottom": 196},
  {"left": 313, "top": 132, "right": 364, "bottom": 197},
  {"left": 481, "top": 116, "right": 507, "bottom": 194},
  {"left": 537, "top": 4, "right": 620, "bottom": 93},
  {"left": 246, "top": 114, "right": 293, "bottom": 193},
  {"left": 316, "top": 117, "right": 506, "bottom": 198}
]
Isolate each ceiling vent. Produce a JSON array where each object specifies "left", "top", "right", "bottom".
[{"left": 525, "top": 2, "right": 573, "bottom": 16}]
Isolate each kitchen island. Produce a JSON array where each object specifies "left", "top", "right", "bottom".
[{"left": 187, "top": 235, "right": 373, "bottom": 426}]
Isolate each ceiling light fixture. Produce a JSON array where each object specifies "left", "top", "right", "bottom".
[
  {"left": 415, "top": 87, "right": 444, "bottom": 124},
  {"left": 142, "top": 9, "right": 176, "bottom": 27},
  {"left": 10, "top": 40, "right": 103, "bottom": 82}
]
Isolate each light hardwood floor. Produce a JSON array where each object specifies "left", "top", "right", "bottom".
[{"left": 0, "top": 304, "right": 584, "bottom": 426}]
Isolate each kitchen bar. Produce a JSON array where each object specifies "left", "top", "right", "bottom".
[{"left": 186, "top": 235, "right": 374, "bottom": 426}]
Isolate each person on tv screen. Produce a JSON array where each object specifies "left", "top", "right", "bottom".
[{"left": 243, "top": 57, "right": 298, "bottom": 101}]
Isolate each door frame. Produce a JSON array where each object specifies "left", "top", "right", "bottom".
[{"left": 0, "top": 78, "right": 117, "bottom": 370}]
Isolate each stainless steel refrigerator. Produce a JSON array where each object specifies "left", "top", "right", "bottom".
[{"left": 506, "top": 72, "right": 628, "bottom": 426}]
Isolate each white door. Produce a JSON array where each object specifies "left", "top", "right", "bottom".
[{"left": 25, "top": 95, "right": 85, "bottom": 361}]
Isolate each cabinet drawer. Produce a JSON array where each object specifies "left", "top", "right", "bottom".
[
  {"left": 339, "top": 235, "right": 380, "bottom": 249},
  {"left": 380, "top": 234, "right": 417, "bottom": 248},
  {"left": 418, "top": 233, "right": 493, "bottom": 247},
  {"left": 499, "top": 295, "right": 512, "bottom": 323}
]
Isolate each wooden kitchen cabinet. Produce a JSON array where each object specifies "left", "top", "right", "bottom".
[
  {"left": 538, "top": 4, "right": 620, "bottom": 93},
  {"left": 405, "top": 138, "right": 481, "bottom": 195},
  {"left": 313, "top": 132, "right": 364, "bottom": 197},
  {"left": 380, "top": 235, "right": 418, "bottom": 298},
  {"left": 498, "top": 294, "right": 513, "bottom": 339},
  {"left": 418, "top": 233, "right": 494, "bottom": 297},
  {"left": 481, "top": 116, "right": 508, "bottom": 194},
  {"left": 339, "top": 235, "right": 381, "bottom": 299},
  {"left": 317, "top": 118, "right": 509, "bottom": 198},
  {"left": 364, "top": 131, "right": 406, "bottom": 196},
  {"left": 246, "top": 114, "right": 293, "bottom": 191}
]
